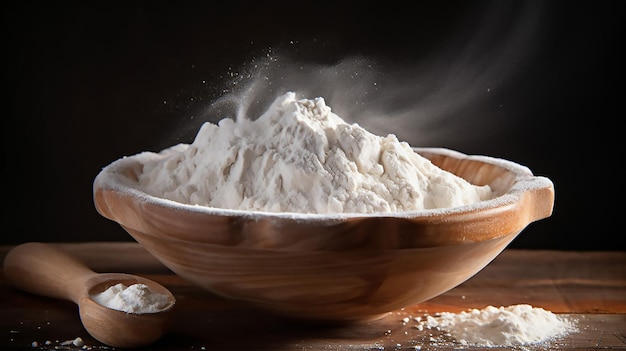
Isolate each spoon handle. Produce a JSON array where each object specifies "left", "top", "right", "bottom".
[{"left": 3, "top": 242, "right": 96, "bottom": 303}]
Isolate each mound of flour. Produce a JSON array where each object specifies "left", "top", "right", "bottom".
[
  {"left": 138, "top": 92, "right": 493, "bottom": 213},
  {"left": 419, "top": 304, "right": 577, "bottom": 347}
]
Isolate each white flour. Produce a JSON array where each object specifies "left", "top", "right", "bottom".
[
  {"left": 91, "top": 283, "right": 171, "bottom": 314},
  {"left": 418, "top": 304, "right": 577, "bottom": 347},
  {"left": 138, "top": 92, "right": 493, "bottom": 213}
]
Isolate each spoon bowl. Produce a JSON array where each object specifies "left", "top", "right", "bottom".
[{"left": 3, "top": 242, "right": 175, "bottom": 348}]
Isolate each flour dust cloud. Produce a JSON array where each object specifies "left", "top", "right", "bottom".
[{"left": 166, "top": 1, "right": 545, "bottom": 151}]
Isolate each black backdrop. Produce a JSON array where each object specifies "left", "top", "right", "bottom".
[{"left": 4, "top": 1, "right": 623, "bottom": 250}]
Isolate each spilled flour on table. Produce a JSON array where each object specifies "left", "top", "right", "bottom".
[{"left": 409, "top": 304, "right": 578, "bottom": 348}]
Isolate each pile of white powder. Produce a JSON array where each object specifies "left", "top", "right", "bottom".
[
  {"left": 416, "top": 304, "right": 577, "bottom": 347},
  {"left": 138, "top": 92, "right": 493, "bottom": 213},
  {"left": 91, "top": 283, "right": 172, "bottom": 314}
]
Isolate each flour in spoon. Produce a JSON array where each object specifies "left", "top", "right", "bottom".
[
  {"left": 137, "top": 92, "right": 494, "bottom": 213},
  {"left": 91, "top": 283, "right": 171, "bottom": 314}
]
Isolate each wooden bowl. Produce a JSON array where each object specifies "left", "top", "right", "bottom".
[{"left": 93, "top": 147, "right": 554, "bottom": 322}]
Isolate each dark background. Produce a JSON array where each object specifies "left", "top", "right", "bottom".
[{"left": 3, "top": 1, "right": 623, "bottom": 250}]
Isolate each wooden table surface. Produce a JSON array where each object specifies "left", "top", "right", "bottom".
[{"left": 1, "top": 242, "right": 625, "bottom": 351}]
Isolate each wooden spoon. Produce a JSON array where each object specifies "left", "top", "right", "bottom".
[{"left": 3, "top": 242, "right": 176, "bottom": 348}]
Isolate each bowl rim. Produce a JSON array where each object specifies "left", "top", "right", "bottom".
[{"left": 93, "top": 146, "right": 554, "bottom": 222}]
